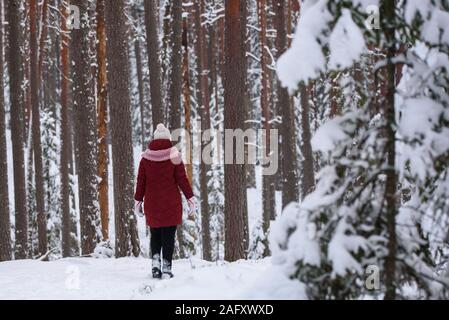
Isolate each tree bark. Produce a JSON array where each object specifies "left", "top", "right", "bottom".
[
  {"left": 176, "top": 12, "right": 193, "bottom": 259},
  {"left": 169, "top": 0, "right": 182, "bottom": 132},
  {"left": 7, "top": 0, "right": 28, "bottom": 259},
  {"left": 71, "top": 0, "right": 99, "bottom": 255},
  {"left": 0, "top": 0, "right": 12, "bottom": 261},
  {"left": 382, "top": 0, "right": 398, "bottom": 300},
  {"left": 96, "top": 0, "right": 109, "bottom": 241},
  {"left": 30, "top": 0, "right": 47, "bottom": 257},
  {"left": 241, "top": 3, "right": 250, "bottom": 248},
  {"left": 161, "top": 0, "right": 171, "bottom": 85},
  {"left": 23, "top": 3, "right": 31, "bottom": 145},
  {"left": 224, "top": 0, "right": 248, "bottom": 262},
  {"left": 182, "top": 16, "right": 193, "bottom": 183},
  {"left": 105, "top": 0, "right": 141, "bottom": 257},
  {"left": 132, "top": 8, "right": 147, "bottom": 151},
  {"left": 37, "top": 0, "right": 49, "bottom": 75},
  {"left": 194, "top": 0, "right": 212, "bottom": 261},
  {"left": 329, "top": 72, "right": 340, "bottom": 118},
  {"left": 144, "top": 0, "right": 164, "bottom": 129},
  {"left": 300, "top": 83, "right": 315, "bottom": 198},
  {"left": 258, "top": 0, "right": 274, "bottom": 257},
  {"left": 60, "top": 0, "right": 77, "bottom": 257},
  {"left": 274, "top": 0, "right": 298, "bottom": 209}
]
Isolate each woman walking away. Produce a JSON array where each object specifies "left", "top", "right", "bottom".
[{"left": 134, "top": 124, "right": 196, "bottom": 279}]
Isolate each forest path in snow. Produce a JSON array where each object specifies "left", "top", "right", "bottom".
[{"left": 0, "top": 257, "right": 283, "bottom": 300}]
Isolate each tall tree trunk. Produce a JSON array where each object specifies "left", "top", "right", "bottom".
[
  {"left": 241, "top": 2, "right": 250, "bottom": 248},
  {"left": 30, "top": 0, "right": 47, "bottom": 257},
  {"left": 224, "top": 0, "right": 248, "bottom": 262},
  {"left": 71, "top": 0, "right": 99, "bottom": 255},
  {"left": 96, "top": 0, "right": 109, "bottom": 241},
  {"left": 274, "top": 0, "right": 298, "bottom": 209},
  {"left": 23, "top": 3, "right": 31, "bottom": 145},
  {"left": 37, "top": 0, "right": 49, "bottom": 75},
  {"left": 132, "top": 8, "right": 147, "bottom": 151},
  {"left": 182, "top": 16, "right": 193, "bottom": 183},
  {"left": 300, "top": 84, "right": 315, "bottom": 198},
  {"left": 26, "top": 139, "right": 36, "bottom": 256},
  {"left": 168, "top": 0, "right": 182, "bottom": 132},
  {"left": 258, "top": 0, "right": 274, "bottom": 257},
  {"left": 382, "top": 0, "right": 398, "bottom": 300},
  {"left": 7, "top": 0, "right": 28, "bottom": 259},
  {"left": 194, "top": 0, "right": 212, "bottom": 261},
  {"left": 0, "top": 0, "right": 12, "bottom": 262},
  {"left": 176, "top": 13, "right": 192, "bottom": 259},
  {"left": 60, "top": 0, "right": 77, "bottom": 257},
  {"left": 144, "top": 0, "right": 164, "bottom": 129},
  {"left": 242, "top": 1, "right": 255, "bottom": 190},
  {"left": 105, "top": 0, "right": 141, "bottom": 258},
  {"left": 161, "top": 0, "right": 171, "bottom": 85},
  {"left": 218, "top": 14, "right": 225, "bottom": 79}
]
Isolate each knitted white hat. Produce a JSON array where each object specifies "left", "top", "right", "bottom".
[{"left": 153, "top": 123, "right": 171, "bottom": 140}]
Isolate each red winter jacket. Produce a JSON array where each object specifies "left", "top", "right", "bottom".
[{"left": 134, "top": 139, "right": 194, "bottom": 228}]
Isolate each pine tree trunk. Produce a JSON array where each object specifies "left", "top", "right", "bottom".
[
  {"left": 71, "top": 0, "right": 99, "bottom": 256},
  {"left": 23, "top": 2, "right": 31, "bottom": 145},
  {"left": 37, "top": 0, "right": 49, "bottom": 75},
  {"left": 7, "top": 0, "right": 28, "bottom": 259},
  {"left": 136, "top": 39, "right": 146, "bottom": 150},
  {"left": 194, "top": 0, "right": 212, "bottom": 261},
  {"left": 182, "top": 16, "right": 193, "bottom": 183},
  {"left": 26, "top": 141, "right": 37, "bottom": 256},
  {"left": 300, "top": 83, "right": 315, "bottom": 198},
  {"left": 258, "top": 0, "right": 274, "bottom": 257},
  {"left": 382, "top": 0, "right": 398, "bottom": 300},
  {"left": 60, "top": 0, "right": 76, "bottom": 257},
  {"left": 274, "top": 0, "right": 298, "bottom": 209},
  {"left": 132, "top": 8, "right": 147, "bottom": 151},
  {"left": 161, "top": 0, "right": 171, "bottom": 85},
  {"left": 176, "top": 13, "right": 193, "bottom": 259},
  {"left": 218, "top": 15, "right": 225, "bottom": 79},
  {"left": 169, "top": 0, "right": 182, "bottom": 132},
  {"left": 30, "top": 0, "right": 47, "bottom": 257},
  {"left": 105, "top": 0, "right": 141, "bottom": 258},
  {"left": 96, "top": 0, "right": 109, "bottom": 242},
  {"left": 224, "top": 0, "right": 248, "bottom": 262},
  {"left": 243, "top": 2, "right": 255, "bottom": 190},
  {"left": 0, "top": 0, "right": 12, "bottom": 261},
  {"left": 144, "top": 0, "right": 164, "bottom": 129},
  {"left": 240, "top": 3, "right": 250, "bottom": 249}
]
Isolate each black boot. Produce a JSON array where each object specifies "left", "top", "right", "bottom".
[
  {"left": 152, "top": 254, "right": 162, "bottom": 279},
  {"left": 162, "top": 258, "right": 174, "bottom": 279}
]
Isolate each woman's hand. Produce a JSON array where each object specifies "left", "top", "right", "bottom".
[
  {"left": 134, "top": 200, "right": 144, "bottom": 217},
  {"left": 187, "top": 197, "right": 197, "bottom": 218}
]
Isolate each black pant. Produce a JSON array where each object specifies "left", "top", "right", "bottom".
[{"left": 150, "top": 226, "right": 177, "bottom": 264}]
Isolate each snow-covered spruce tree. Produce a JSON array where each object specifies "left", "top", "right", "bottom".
[
  {"left": 41, "top": 3, "right": 62, "bottom": 258},
  {"left": 41, "top": 108, "right": 60, "bottom": 255},
  {"left": 71, "top": 0, "right": 101, "bottom": 255},
  {"left": 273, "top": 0, "right": 449, "bottom": 299},
  {"left": 208, "top": 124, "right": 225, "bottom": 261}
]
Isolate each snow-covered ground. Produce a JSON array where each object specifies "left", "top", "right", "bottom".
[
  {"left": 4, "top": 132, "right": 298, "bottom": 300},
  {"left": 0, "top": 257, "right": 304, "bottom": 300}
]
